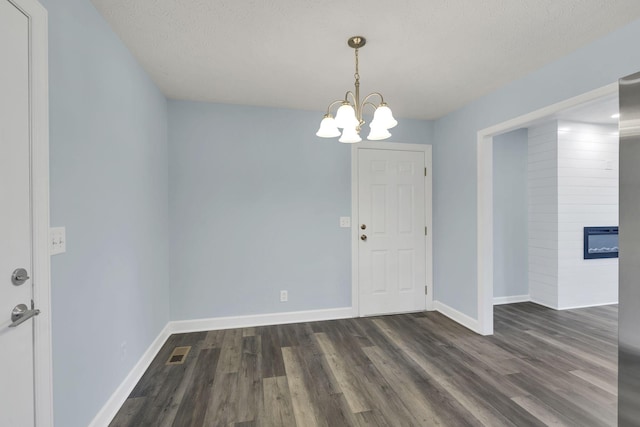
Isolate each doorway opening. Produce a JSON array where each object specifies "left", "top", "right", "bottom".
[{"left": 477, "top": 83, "right": 618, "bottom": 335}]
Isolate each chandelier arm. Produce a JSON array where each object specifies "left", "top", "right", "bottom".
[
  {"left": 325, "top": 99, "right": 346, "bottom": 114},
  {"left": 362, "top": 101, "right": 379, "bottom": 114},
  {"left": 344, "top": 91, "right": 356, "bottom": 104},
  {"left": 362, "top": 92, "right": 385, "bottom": 106}
]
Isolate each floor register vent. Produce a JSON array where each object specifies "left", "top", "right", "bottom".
[{"left": 166, "top": 346, "right": 191, "bottom": 365}]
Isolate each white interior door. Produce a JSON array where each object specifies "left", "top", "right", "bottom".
[
  {"left": 358, "top": 148, "right": 427, "bottom": 316},
  {"left": 0, "top": 0, "right": 36, "bottom": 425}
]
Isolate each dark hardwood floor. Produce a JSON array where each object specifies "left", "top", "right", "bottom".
[{"left": 110, "top": 303, "right": 618, "bottom": 426}]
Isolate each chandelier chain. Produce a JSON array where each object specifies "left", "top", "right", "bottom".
[{"left": 354, "top": 48, "right": 360, "bottom": 82}]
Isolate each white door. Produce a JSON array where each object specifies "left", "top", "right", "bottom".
[
  {"left": 358, "top": 148, "right": 427, "bottom": 316},
  {"left": 0, "top": 0, "right": 36, "bottom": 425}
]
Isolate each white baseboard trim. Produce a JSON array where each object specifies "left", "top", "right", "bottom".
[
  {"left": 529, "top": 298, "right": 618, "bottom": 311},
  {"left": 493, "top": 295, "right": 530, "bottom": 305},
  {"left": 168, "top": 307, "right": 355, "bottom": 334},
  {"left": 529, "top": 298, "right": 559, "bottom": 310},
  {"left": 433, "top": 301, "right": 480, "bottom": 334},
  {"left": 88, "top": 323, "right": 172, "bottom": 427},
  {"left": 557, "top": 301, "right": 619, "bottom": 310}
]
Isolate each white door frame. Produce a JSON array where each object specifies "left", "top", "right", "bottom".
[
  {"left": 351, "top": 141, "right": 433, "bottom": 317},
  {"left": 7, "top": 0, "right": 53, "bottom": 424},
  {"left": 476, "top": 82, "right": 618, "bottom": 336}
]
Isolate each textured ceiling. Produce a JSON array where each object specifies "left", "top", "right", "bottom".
[{"left": 91, "top": 0, "right": 640, "bottom": 120}]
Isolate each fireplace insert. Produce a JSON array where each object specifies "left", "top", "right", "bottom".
[{"left": 583, "top": 226, "right": 619, "bottom": 259}]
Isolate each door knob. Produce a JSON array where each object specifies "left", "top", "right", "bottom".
[
  {"left": 361, "top": 224, "right": 367, "bottom": 230},
  {"left": 361, "top": 234, "right": 367, "bottom": 241},
  {"left": 9, "top": 303, "right": 40, "bottom": 327},
  {"left": 11, "top": 268, "right": 30, "bottom": 286}
]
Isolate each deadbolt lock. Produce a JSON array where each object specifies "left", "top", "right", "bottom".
[
  {"left": 361, "top": 224, "right": 367, "bottom": 230},
  {"left": 11, "top": 268, "right": 30, "bottom": 286}
]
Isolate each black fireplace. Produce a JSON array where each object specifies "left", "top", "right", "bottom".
[{"left": 583, "top": 226, "right": 619, "bottom": 259}]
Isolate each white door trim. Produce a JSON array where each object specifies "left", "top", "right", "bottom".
[
  {"left": 476, "top": 82, "right": 617, "bottom": 336},
  {"left": 8, "top": 0, "right": 53, "bottom": 424},
  {"left": 351, "top": 141, "right": 433, "bottom": 317}
]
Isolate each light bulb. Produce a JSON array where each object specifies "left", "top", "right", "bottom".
[
  {"left": 371, "top": 104, "right": 397, "bottom": 129},
  {"left": 315, "top": 115, "right": 341, "bottom": 138},
  {"left": 339, "top": 126, "right": 362, "bottom": 143},
  {"left": 334, "top": 103, "right": 359, "bottom": 128},
  {"left": 367, "top": 126, "right": 391, "bottom": 141}
]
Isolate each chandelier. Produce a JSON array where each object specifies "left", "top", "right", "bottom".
[{"left": 316, "top": 36, "right": 397, "bottom": 143}]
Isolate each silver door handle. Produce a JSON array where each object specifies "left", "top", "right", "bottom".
[{"left": 9, "top": 303, "right": 40, "bottom": 327}]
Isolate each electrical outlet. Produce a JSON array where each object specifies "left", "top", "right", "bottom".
[
  {"left": 50, "top": 227, "right": 66, "bottom": 255},
  {"left": 280, "top": 290, "right": 288, "bottom": 302},
  {"left": 339, "top": 217, "right": 351, "bottom": 228}
]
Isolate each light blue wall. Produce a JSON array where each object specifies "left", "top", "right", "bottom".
[
  {"left": 168, "top": 100, "right": 433, "bottom": 320},
  {"left": 42, "top": 0, "right": 170, "bottom": 426},
  {"left": 493, "top": 129, "right": 528, "bottom": 298},
  {"left": 432, "top": 18, "right": 640, "bottom": 317},
  {"left": 37, "top": 1, "right": 640, "bottom": 422}
]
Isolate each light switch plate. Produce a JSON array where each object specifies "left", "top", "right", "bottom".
[
  {"left": 50, "top": 226, "right": 66, "bottom": 255},
  {"left": 339, "top": 217, "right": 351, "bottom": 228}
]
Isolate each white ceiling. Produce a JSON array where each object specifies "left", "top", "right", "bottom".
[{"left": 91, "top": 0, "right": 640, "bottom": 120}]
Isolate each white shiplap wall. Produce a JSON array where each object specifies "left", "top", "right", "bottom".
[
  {"left": 557, "top": 121, "right": 618, "bottom": 309},
  {"left": 528, "top": 122, "right": 559, "bottom": 308}
]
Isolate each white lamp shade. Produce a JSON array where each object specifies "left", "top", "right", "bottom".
[
  {"left": 334, "top": 104, "right": 359, "bottom": 128},
  {"left": 367, "top": 126, "right": 391, "bottom": 141},
  {"left": 371, "top": 104, "right": 398, "bottom": 129},
  {"left": 316, "top": 116, "right": 341, "bottom": 138},
  {"left": 339, "top": 126, "right": 362, "bottom": 143}
]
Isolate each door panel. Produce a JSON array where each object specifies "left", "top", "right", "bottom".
[
  {"left": 0, "top": 0, "right": 35, "bottom": 425},
  {"left": 358, "top": 149, "right": 426, "bottom": 316}
]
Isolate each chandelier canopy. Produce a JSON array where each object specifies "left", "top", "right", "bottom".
[{"left": 316, "top": 36, "right": 397, "bottom": 143}]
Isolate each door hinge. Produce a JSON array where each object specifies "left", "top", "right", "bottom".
[
  {"left": 425, "top": 285, "right": 428, "bottom": 295},
  {"left": 425, "top": 226, "right": 428, "bottom": 236},
  {"left": 424, "top": 167, "right": 427, "bottom": 176}
]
